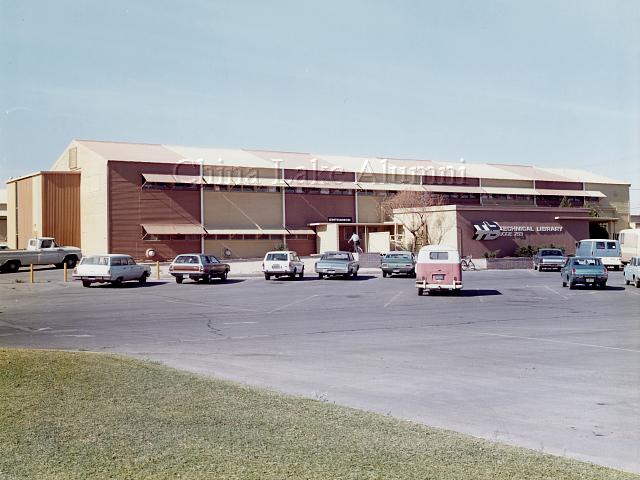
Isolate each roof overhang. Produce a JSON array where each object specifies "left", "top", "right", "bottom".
[
  {"left": 205, "top": 228, "right": 289, "bottom": 235},
  {"left": 141, "top": 173, "right": 204, "bottom": 184},
  {"left": 205, "top": 176, "right": 287, "bottom": 187},
  {"left": 481, "top": 187, "right": 538, "bottom": 196},
  {"left": 286, "top": 179, "right": 359, "bottom": 190},
  {"left": 537, "top": 189, "right": 606, "bottom": 198},
  {"left": 424, "top": 185, "right": 484, "bottom": 194},
  {"left": 142, "top": 224, "right": 206, "bottom": 235},
  {"left": 357, "top": 182, "right": 424, "bottom": 191},
  {"left": 554, "top": 216, "right": 619, "bottom": 221}
]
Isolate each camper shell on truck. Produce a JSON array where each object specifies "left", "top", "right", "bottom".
[{"left": 0, "top": 237, "right": 82, "bottom": 273}]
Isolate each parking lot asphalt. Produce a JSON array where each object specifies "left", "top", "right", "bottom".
[{"left": 0, "top": 267, "right": 639, "bottom": 473}]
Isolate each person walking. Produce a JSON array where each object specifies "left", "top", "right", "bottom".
[{"left": 348, "top": 231, "right": 363, "bottom": 253}]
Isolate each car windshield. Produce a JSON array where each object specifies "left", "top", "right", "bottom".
[
  {"left": 323, "top": 253, "right": 349, "bottom": 261},
  {"left": 385, "top": 253, "right": 412, "bottom": 260},
  {"left": 541, "top": 250, "right": 563, "bottom": 256},
  {"left": 266, "top": 253, "right": 289, "bottom": 261},
  {"left": 81, "top": 256, "right": 110, "bottom": 266},
  {"left": 574, "top": 258, "right": 602, "bottom": 266}
]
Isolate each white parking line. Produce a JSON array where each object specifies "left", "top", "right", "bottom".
[
  {"left": 268, "top": 294, "right": 319, "bottom": 314},
  {"left": 384, "top": 292, "right": 403, "bottom": 308},
  {"left": 223, "top": 321, "right": 258, "bottom": 325},
  {"left": 474, "top": 332, "right": 640, "bottom": 353},
  {"left": 544, "top": 285, "right": 568, "bottom": 300}
]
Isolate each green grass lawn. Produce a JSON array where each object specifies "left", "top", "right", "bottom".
[{"left": 1, "top": 349, "right": 637, "bottom": 480}]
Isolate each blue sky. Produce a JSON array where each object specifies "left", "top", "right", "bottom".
[{"left": 1, "top": 1, "right": 639, "bottom": 211}]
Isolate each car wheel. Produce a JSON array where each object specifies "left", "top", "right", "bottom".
[
  {"left": 411, "top": 269, "right": 417, "bottom": 278},
  {"left": 417, "top": 287, "right": 424, "bottom": 296},
  {"left": 138, "top": 273, "right": 148, "bottom": 284},
  {"left": 298, "top": 268, "right": 304, "bottom": 279},
  {"left": 264, "top": 273, "right": 271, "bottom": 280},
  {"left": 113, "top": 277, "right": 123, "bottom": 287},
  {"left": 351, "top": 270, "right": 358, "bottom": 279},
  {"left": 599, "top": 282, "right": 607, "bottom": 289},
  {"left": 220, "top": 270, "right": 228, "bottom": 282},
  {"left": 55, "top": 262, "right": 65, "bottom": 269},
  {"left": 318, "top": 273, "right": 324, "bottom": 279},
  {"left": 533, "top": 264, "right": 538, "bottom": 271},
  {"left": 569, "top": 281, "right": 576, "bottom": 290},
  {"left": 5, "top": 261, "right": 20, "bottom": 273},
  {"left": 65, "top": 256, "right": 78, "bottom": 269},
  {"left": 176, "top": 276, "right": 183, "bottom": 284},
  {"left": 562, "top": 280, "right": 567, "bottom": 287},
  {"left": 289, "top": 270, "right": 296, "bottom": 279},
  {"left": 625, "top": 279, "right": 630, "bottom": 285},
  {"left": 82, "top": 280, "right": 92, "bottom": 288},
  {"left": 635, "top": 278, "right": 640, "bottom": 288},
  {"left": 382, "top": 271, "right": 387, "bottom": 278}
]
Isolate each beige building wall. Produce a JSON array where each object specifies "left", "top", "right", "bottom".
[
  {"left": 203, "top": 191, "right": 283, "bottom": 229},
  {"left": 6, "top": 182, "right": 16, "bottom": 248},
  {"left": 51, "top": 142, "right": 109, "bottom": 254},
  {"left": 357, "top": 195, "right": 384, "bottom": 223},
  {"left": 31, "top": 175, "right": 43, "bottom": 238},
  {"left": 315, "top": 223, "right": 339, "bottom": 253},
  {"left": 204, "top": 239, "right": 284, "bottom": 259},
  {"left": 585, "top": 182, "right": 630, "bottom": 233}
]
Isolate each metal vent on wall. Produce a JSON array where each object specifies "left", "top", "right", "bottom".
[{"left": 68, "top": 147, "right": 78, "bottom": 170}]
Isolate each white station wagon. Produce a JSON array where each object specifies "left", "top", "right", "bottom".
[
  {"left": 623, "top": 256, "right": 640, "bottom": 288},
  {"left": 262, "top": 251, "right": 305, "bottom": 280},
  {"left": 73, "top": 254, "right": 151, "bottom": 288}
]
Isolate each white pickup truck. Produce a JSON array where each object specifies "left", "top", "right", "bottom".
[{"left": 0, "top": 237, "right": 82, "bottom": 273}]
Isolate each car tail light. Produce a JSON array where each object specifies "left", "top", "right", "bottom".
[
  {"left": 198, "top": 265, "right": 204, "bottom": 272},
  {"left": 572, "top": 268, "right": 576, "bottom": 274}
]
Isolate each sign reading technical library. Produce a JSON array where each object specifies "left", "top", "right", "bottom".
[{"left": 472, "top": 221, "right": 563, "bottom": 241}]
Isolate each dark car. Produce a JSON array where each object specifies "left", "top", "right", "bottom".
[
  {"left": 169, "top": 254, "right": 230, "bottom": 284},
  {"left": 533, "top": 248, "right": 566, "bottom": 271},
  {"left": 561, "top": 256, "right": 607, "bottom": 289},
  {"left": 381, "top": 251, "right": 416, "bottom": 277}
]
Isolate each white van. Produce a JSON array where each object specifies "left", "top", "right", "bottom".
[
  {"left": 618, "top": 229, "right": 640, "bottom": 263},
  {"left": 575, "top": 239, "right": 622, "bottom": 270}
]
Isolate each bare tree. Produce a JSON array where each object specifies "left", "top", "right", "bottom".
[{"left": 381, "top": 191, "right": 446, "bottom": 251}]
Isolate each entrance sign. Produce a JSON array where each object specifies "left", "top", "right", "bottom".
[{"left": 328, "top": 217, "right": 353, "bottom": 223}]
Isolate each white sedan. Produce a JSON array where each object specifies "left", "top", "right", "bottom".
[{"left": 73, "top": 254, "right": 150, "bottom": 287}]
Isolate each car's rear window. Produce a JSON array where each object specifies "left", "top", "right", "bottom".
[
  {"left": 266, "top": 253, "right": 289, "bottom": 261},
  {"left": 540, "top": 250, "right": 563, "bottom": 256},
  {"left": 81, "top": 256, "right": 110, "bottom": 266},
  {"left": 429, "top": 252, "right": 449, "bottom": 260},
  {"left": 606, "top": 242, "right": 617, "bottom": 250},
  {"left": 574, "top": 258, "right": 602, "bottom": 266},
  {"left": 175, "top": 255, "right": 200, "bottom": 264},
  {"left": 323, "top": 253, "right": 349, "bottom": 261},
  {"left": 385, "top": 253, "right": 412, "bottom": 260}
]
